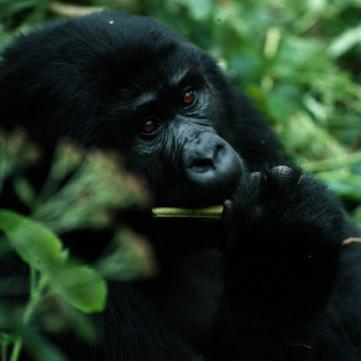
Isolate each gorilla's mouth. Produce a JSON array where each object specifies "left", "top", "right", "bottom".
[{"left": 184, "top": 177, "right": 240, "bottom": 208}]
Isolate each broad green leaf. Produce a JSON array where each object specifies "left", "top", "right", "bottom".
[
  {"left": 0, "top": 210, "right": 107, "bottom": 313},
  {"left": 47, "top": 264, "right": 107, "bottom": 314},
  {"left": 0, "top": 209, "right": 64, "bottom": 268}
]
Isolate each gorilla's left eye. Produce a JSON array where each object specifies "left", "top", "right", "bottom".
[{"left": 182, "top": 90, "right": 196, "bottom": 106}]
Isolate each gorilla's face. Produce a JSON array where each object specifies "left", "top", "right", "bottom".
[
  {"left": 97, "top": 45, "right": 243, "bottom": 207},
  {"left": 0, "top": 12, "right": 244, "bottom": 207}
]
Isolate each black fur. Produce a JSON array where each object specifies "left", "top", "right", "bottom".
[{"left": 1, "top": 11, "right": 361, "bottom": 361}]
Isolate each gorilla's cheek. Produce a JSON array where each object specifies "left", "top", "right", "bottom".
[{"left": 123, "top": 147, "right": 163, "bottom": 189}]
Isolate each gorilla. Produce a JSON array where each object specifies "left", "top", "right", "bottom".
[{"left": 0, "top": 10, "right": 361, "bottom": 361}]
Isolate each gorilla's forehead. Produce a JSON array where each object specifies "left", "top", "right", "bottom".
[
  {"left": 1, "top": 11, "right": 207, "bottom": 125},
  {"left": 120, "top": 55, "right": 197, "bottom": 90},
  {"left": 97, "top": 42, "right": 201, "bottom": 104},
  {"left": 67, "top": 14, "right": 203, "bottom": 97},
  {"left": 68, "top": 11, "right": 197, "bottom": 71}
]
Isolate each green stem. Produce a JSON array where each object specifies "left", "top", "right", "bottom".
[
  {"left": 1, "top": 340, "right": 8, "bottom": 361},
  {"left": 8, "top": 272, "right": 47, "bottom": 361},
  {"left": 9, "top": 338, "right": 22, "bottom": 361},
  {"left": 30, "top": 267, "right": 37, "bottom": 295},
  {"left": 152, "top": 205, "right": 223, "bottom": 219},
  {"left": 23, "top": 274, "right": 47, "bottom": 324}
]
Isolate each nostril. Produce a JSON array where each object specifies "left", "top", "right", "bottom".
[
  {"left": 189, "top": 158, "right": 215, "bottom": 173},
  {"left": 214, "top": 143, "right": 224, "bottom": 158}
]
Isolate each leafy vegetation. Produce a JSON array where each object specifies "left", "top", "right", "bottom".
[
  {"left": 0, "top": 0, "right": 360, "bottom": 360},
  {"left": 0, "top": 130, "right": 154, "bottom": 361}
]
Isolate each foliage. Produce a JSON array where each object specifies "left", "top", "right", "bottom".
[
  {"left": 1, "top": 0, "right": 359, "bottom": 223},
  {"left": 0, "top": 1, "right": 360, "bottom": 359},
  {"left": 0, "top": 130, "right": 154, "bottom": 361}
]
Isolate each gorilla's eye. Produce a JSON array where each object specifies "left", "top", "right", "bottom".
[
  {"left": 139, "top": 116, "right": 162, "bottom": 136},
  {"left": 182, "top": 90, "right": 196, "bottom": 106}
]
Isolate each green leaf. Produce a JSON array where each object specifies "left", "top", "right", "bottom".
[
  {"left": 47, "top": 264, "right": 107, "bottom": 314},
  {"left": 0, "top": 210, "right": 107, "bottom": 313},
  {"left": 178, "top": 0, "right": 213, "bottom": 20},
  {"left": 329, "top": 25, "right": 361, "bottom": 58},
  {"left": 13, "top": 177, "right": 37, "bottom": 209},
  {"left": 0, "top": 209, "right": 64, "bottom": 267},
  {"left": 96, "top": 229, "right": 156, "bottom": 281}
]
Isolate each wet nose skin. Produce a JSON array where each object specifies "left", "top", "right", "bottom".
[{"left": 183, "top": 132, "right": 243, "bottom": 192}]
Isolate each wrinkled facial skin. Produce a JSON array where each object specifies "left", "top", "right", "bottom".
[
  {"left": 130, "top": 114, "right": 243, "bottom": 207},
  {"left": 0, "top": 13, "right": 245, "bottom": 207},
  {"left": 114, "top": 57, "right": 244, "bottom": 207}
]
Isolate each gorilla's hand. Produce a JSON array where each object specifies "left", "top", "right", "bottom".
[{"left": 222, "top": 166, "right": 345, "bottom": 321}]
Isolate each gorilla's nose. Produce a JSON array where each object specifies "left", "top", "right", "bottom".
[
  {"left": 183, "top": 132, "right": 243, "bottom": 192},
  {"left": 188, "top": 143, "right": 222, "bottom": 173}
]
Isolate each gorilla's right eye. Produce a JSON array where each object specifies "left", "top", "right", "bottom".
[
  {"left": 139, "top": 116, "right": 162, "bottom": 136},
  {"left": 182, "top": 89, "right": 196, "bottom": 106}
]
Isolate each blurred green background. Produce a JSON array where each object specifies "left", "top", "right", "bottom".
[{"left": 1, "top": 0, "right": 361, "bottom": 226}]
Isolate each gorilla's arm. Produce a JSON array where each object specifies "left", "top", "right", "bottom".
[{"left": 210, "top": 165, "right": 357, "bottom": 360}]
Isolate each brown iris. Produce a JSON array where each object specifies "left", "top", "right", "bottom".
[
  {"left": 140, "top": 117, "right": 161, "bottom": 135},
  {"left": 182, "top": 90, "right": 195, "bottom": 106}
]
